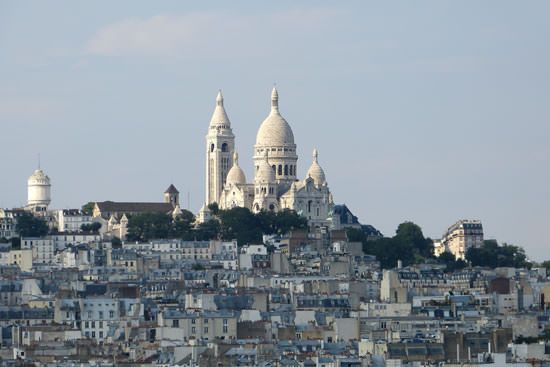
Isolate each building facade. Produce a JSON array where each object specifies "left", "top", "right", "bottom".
[{"left": 441, "top": 220, "right": 484, "bottom": 260}]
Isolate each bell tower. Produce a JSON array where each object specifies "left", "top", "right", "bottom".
[{"left": 205, "top": 91, "right": 235, "bottom": 205}]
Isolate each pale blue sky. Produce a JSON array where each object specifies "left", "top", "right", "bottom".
[{"left": 1, "top": 1, "right": 549, "bottom": 259}]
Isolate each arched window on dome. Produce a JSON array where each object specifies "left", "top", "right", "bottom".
[
  {"left": 221, "top": 143, "right": 228, "bottom": 152},
  {"left": 284, "top": 165, "right": 288, "bottom": 176},
  {"left": 210, "top": 144, "right": 215, "bottom": 152},
  {"left": 278, "top": 165, "right": 282, "bottom": 176}
]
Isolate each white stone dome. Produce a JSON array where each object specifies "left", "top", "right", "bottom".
[
  {"left": 28, "top": 169, "right": 50, "bottom": 185},
  {"left": 226, "top": 152, "right": 246, "bottom": 185},
  {"left": 255, "top": 87, "right": 295, "bottom": 147},
  {"left": 307, "top": 149, "right": 326, "bottom": 185},
  {"left": 255, "top": 150, "right": 275, "bottom": 183}
]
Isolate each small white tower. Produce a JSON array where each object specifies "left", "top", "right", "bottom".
[{"left": 27, "top": 166, "right": 51, "bottom": 213}]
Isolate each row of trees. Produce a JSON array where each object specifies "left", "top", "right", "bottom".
[
  {"left": 465, "top": 240, "right": 530, "bottom": 269},
  {"left": 347, "top": 222, "right": 434, "bottom": 269},
  {"left": 126, "top": 206, "right": 308, "bottom": 245},
  {"left": 347, "top": 222, "right": 531, "bottom": 271}
]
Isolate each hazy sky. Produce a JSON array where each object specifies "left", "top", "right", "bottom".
[{"left": 1, "top": 1, "right": 549, "bottom": 260}]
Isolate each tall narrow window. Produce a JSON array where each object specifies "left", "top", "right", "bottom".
[
  {"left": 278, "top": 165, "right": 282, "bottom": 175},
  {"left": 284, "top": 165, "right": 288, "bottom": 176}
]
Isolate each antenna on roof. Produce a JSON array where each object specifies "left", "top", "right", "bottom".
[
  {"left": 187, "top": 192, "right": 190, "bottom": 210},
  {"left": 38, "top": 153, "right": 41, "bottom": 169}
]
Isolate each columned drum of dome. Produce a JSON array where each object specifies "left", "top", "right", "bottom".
[
  {"left": 253, "top": 87, "right": 298, "bottom": 190},
  {"left": 205, "top": 90, "right": 235, "bottom": 205}
]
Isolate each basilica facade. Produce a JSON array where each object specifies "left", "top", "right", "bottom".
[{"left": 201, "top": 88, "right": 334, "bottom": 227}]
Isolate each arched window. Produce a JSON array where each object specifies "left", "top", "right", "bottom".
[
  {"left": 289, "top": 165, "right": 293, "bottom": 176},
  {"left": 308, "top": 200, "right": 312, "bottom": 213},
  {"left": 284, "top": 165, "right": 288, "bottom": 176},
  {"left": 278, "top": 165, "right": 282, "bottom": 175},
  {"left": 210, "top": 144, "right": 215, "bottom": 152},
  {"left": 221, "top": 143, "right": 228, "bottom": 152},
  {"left": 272, "top": 165, "right": 276, "bottom": 172}
]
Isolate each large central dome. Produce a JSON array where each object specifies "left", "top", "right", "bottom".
[{"left": 255, "top": 87, "right": 295, "bottom": 147}]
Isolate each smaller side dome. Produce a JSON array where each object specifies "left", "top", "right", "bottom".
[
  {"left": 226, "top": 151, "right": 247, "bottom": 185},
  {"left": 255, "top": 150, "right": 276, "bottom": 183},
  {"left": 307, "top": 149, "right": 326, "bottom": 185}
]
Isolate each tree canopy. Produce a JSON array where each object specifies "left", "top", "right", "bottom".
[
  {"left": 81, "top": 202, "right": 95, "bottom": 215},
  {"left": 466, "top": 240, "right": 530, "bottom": 269},
  {"left": 437, "top": 251, "right": 467, "bottom": 272},
  {"left": 348, "top": 221, "right": 434, "bottom": 269},
  {"left": 216, "top": 207, "right": 308, "bottom": 246},
  {"left": 80, "top": 222, "right": 102, "bottom": 233},
  {"left": 126, "top": 210, "right": 195, "bottom": 242},
  {"left": 16, "top": 213, "right": 49, "bottom": 237},
  {"left": 123, "top": 206, "right": 305, "bottom": 245}
]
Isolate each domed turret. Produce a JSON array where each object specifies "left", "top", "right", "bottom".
[
  {"left": 226, "top": 151, "right": 246, "bottom": 186},
  {"left": 27, "top": 168, "right": 51, "bottom": 210},
  {"left": 255, "top": 150, "right": 275, "bottom": 183},
  {"left": 307, "top": 149, "right": 326, "bottom": 186}
]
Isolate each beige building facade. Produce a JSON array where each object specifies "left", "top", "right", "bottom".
[{"left": 441, "top": 220, "right": 484, "bottom": 260}]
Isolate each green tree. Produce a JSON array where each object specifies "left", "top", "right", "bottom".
[
  {"left": 16, "top": 213, "right": 49, "bottom": 237},
  {"left": 207, "top": 202, "right": 220, "bottom": 215},
  {"left": 172, "top": 210, "right": 195, "bottom": 238},
  {"left": 274, "top": 209, "right": 308, "bottom": 234},
  {"left": 438, "top": 251, "right": 467, "bottom": 272},
  {"left": 218, "top": 207, "right": 262, "bottom": 246},
  {"left": 395, "top": 222, "right": 434, "bottom": 258},
  {"left": 81, "top": 222, "right": 102, "bottom": 233},
  {"left": 81, "top": 202, "right": 95, "bottom": 215},
  {"left": 126, "top": 213, "right": 173, "bottom": 242},
  {"left": 466, "top": 240, "right": 530, "bottom": 269},
  {"left": 354, "top": 221, "right": 433, "bottom": 268},
  {"left": 194, "top": 219, "right": 221, "bottom": 241}
]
